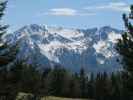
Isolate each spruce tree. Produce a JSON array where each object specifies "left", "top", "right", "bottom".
[
  {"left": 110, "top": 72, "right": 122, "bottom": 100},
  {"left": 94, "top": 72, "right": 112, "bottom": 100},
  {"left": 68, "top": 73, "right": 81, "bottom": 98},
  {"left": 46, "top": 66, "right": 68, "bottom": 97},
  {"left": 79, "top": 68, "right": 88, "bottom": 98},
  {"left": 116, "top": 5, "right": 133, "bottom": 100},
  {"left": 0, "top": 1, "right": 18, "bottom": 99},
  {"left": 87, "top": 73, "right": 95, "bottom": 99},
  {"left": 0, "top": 1, "right": 17, "bottom": 68}
]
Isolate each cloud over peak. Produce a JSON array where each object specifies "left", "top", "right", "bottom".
[
  {"left": 47, "top": 8, "right": 77, "bottom": 16},
  {"left": 40, "top": 8, "right": 95, "bottom": 17}
]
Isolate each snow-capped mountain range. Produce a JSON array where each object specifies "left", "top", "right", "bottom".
[{"left": 5, "top": 24, "right": 123, "bottom": 72}]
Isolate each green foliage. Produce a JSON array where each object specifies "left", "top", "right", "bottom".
[
  {"left": 116, "top": 4, "right": 133, "bottom": 100},
  {"left": 95, "top": 72, "right": 110, "bottom": 100},
  {"left": 0, "top": 0, "right": 17, "bottom": 68},
  {"left": 46, "top": 66, "right": 71, "bottom": 97},
  {"left": 79, "top": 68, "right": 88, "bottom": 98},
  {"left": 0, "top": 1, "right": 19, "bottom": 100},
  {"left": 0, "top": 59, "right": 124, "bottom": 100}
]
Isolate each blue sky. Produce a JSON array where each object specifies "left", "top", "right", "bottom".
[{"left": 3, "top": 0, "right": 132, "bottom": 32}]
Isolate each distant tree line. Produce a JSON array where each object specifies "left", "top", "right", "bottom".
[{"left": 0, "top": 61, "right": 124, "bottom": 100}]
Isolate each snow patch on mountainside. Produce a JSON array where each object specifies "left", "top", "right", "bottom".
[
  {"left": 47, "top": 26, "right": 84, "bottom": 39},
  {"left": 93, "top": 40, "right": 113, "bottom": 58},
  {"left": 108, "top": 32, "right": 122, "bottom": 43},
  {"left": 93, "top": 31, "right": 122, "bottom": 59}
]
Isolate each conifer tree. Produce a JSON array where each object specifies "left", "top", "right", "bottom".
[
  {"left": 116, "top": 5, "right": 133, "bottom": 100},
  {"left": 88, "top": 73, "right": 95, "bottom": 99},
  {"left": 0, "top": 0, "right": 17, "bottom": 68},
  {"left": 79, "top": 68, "right": 88, "bottom": 98},
  {"left": 68, "top": 73, "right": 81, "bottom": 98},
  {"left": 110, "top": 72, "right": 122, "bottom": 100},
  {"left": 46, "top": 66, "right": 68, "bottom": 97},
  {"left": 94, "top": 72, "right": 112, "bottom": 100},
  {"left": 0, "top": 1, "right": 18, "bottom": 99}
]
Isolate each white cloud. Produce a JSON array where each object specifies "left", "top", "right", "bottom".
[
  {"left": 84, "top": 2, "right": 130, "bottom": 12},
  {"left": 46, "top": 8, "right": 77, "bottom": 16},
  {"left": 39, "top": 8, "right": 95, "bottom": 17}
]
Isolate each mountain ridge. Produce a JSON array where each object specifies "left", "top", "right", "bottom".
[{"left": 5, "top": 24, "right": 123, "bottom": 72}]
